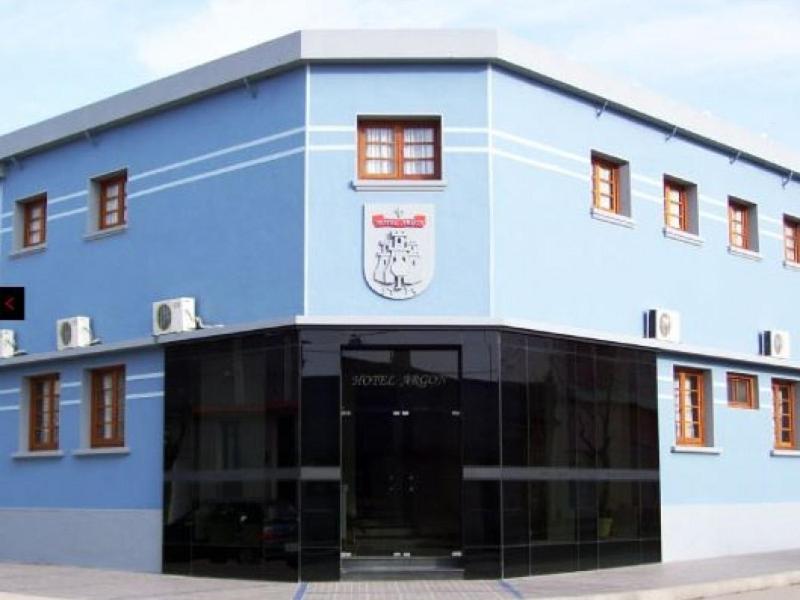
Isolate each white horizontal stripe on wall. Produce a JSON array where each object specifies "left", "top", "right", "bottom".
[
  {"left": 699, "top": 211, "right": 728, "bottom": 224},
  {"left": 0, "top": 387, "right": 20, "bottom": 395},
  {"left": 762, "top": 231, "right": 783, "bottom": 240},
  {"left": 0, "top": 405, "right": 19, "bottom": 412},
  {"left": 130, "top": 126, "right": 305, "bottom": 181},
  {"left": 307, "top": 144, "right": 355, "bottom": 152},
  {"left": 61, "top": 381, "right": 81, "bottom": 389},
  {"left": 443, "top": 146, "right": 488, "bottom": 154},
  {"left": 60, "top": 399, "right": 80, "bottom": 407},
  {"left": 1, "top": 190, "right": 87, "bottom": 221},
  {"left": 631, "top": 173, "right": 661, "bottom": 188},
  {"left": 48, "top": 207, "right": 87, "bottom": 221},
  {"left": 698, "top": 193, "right": 727, "bottom": 208},
  {"left": 126, "top": 372, "right": 164, "bottom": 382},
  {"left": 445, "top": 126, "right": 489, "bottom": 134},
  {"left": 632, "top": 190, "right": 661, "bottom": 205},
  {"left": 308, "top": 125, "right": 352, "bottom": 133},
  {"left": 493, "top": 129, "right": 588, "bottom": 164},
  {"left": 126, "top": 391, "right": 163, "bottom": 400},
  {"left": 493, "top": 148, "right": 589, "bottom": 182},
  {"left": 761, "top": 215, "right": 783, "bottom": 225},
  {"left": 128, "top": 146, "right": 304, "bottom": 200}
]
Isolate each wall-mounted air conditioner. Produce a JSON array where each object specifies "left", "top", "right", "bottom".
[
  {"left": 645, "top": 308, "right": 681, "bottom": 343},
  {"left": 0, "top": 330, "right": 16, "bottom": 358},
  {"left": 152, "top": 298, "right": 197, "bottom": 335},
  {"left": 56, "top": 316, "right": 93, "bottom": 350},
  {"left": 761, "top": 330, "right": 791, "bottom": 359}
]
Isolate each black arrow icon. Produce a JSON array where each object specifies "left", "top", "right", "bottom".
[{"left": 0, "top": 287, "right": 24, "bottom": 320}]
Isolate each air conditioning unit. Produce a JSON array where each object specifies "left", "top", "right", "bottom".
[
  {"left": 762, "top": 330, "right": 791, "bottom": 359},
  {"left": 57, "top": 316, "right": 93, "bottom": 350},
  {"left": 0, "top": 330, "right": 16, "bottom": 358},
  {"left": 645, "top": 308, "right": 681, "bottom": 343},
  {"left": 152, "top": 297, "right": 197, "bottom": 335}
]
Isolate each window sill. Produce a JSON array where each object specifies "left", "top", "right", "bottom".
[
  {"left": 84, "top": 224, "right": 127, "bottom": 241},
  {"left": 351, "top": 179, "right": 447, "bottom": 192},
  {"left": 590, "top": 207, "right": 634, "bottom": 228},
  {"left": 727, "top": 246, "right": 762, "bottom": 261},
  {"left": 770, "top": 449, "right": 800, "bottom": 458},
  {"left": 671, "top": 445, "right": 722, "bottom": 455},
  {"left": 12, "top": 450, "right": 64, "bottom": 459},
  {"left": 663, "top": 227, "right": 703, "bottom": 246},
  {"left": 783, "top": 260, "right": 800, "bottom": 272},
  {"left": 73, "top": 446, "right": 130, "bottom": 457},
  {"left": 9, "top": 244, "right": 46, "bottom": 258}
]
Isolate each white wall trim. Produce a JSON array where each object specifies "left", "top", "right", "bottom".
[{"left": 3, "top": 315, "right": 800, "bottom": 375}]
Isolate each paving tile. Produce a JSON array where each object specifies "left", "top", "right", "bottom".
[{"left": 2, "top": 550, "right": 800, "bottom": 600}]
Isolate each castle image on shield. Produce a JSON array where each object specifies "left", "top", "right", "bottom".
[{"left": 373, "top": 229, "right": 423, "bottom": 297}]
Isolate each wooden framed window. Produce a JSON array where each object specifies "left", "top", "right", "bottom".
[
  {"left": 674, "top": 368, "right": 705, "bottom": 446},
  {"left": 664, "top": 180, "right": 688, "bottom": 231},
  {"left": 728, "top": 199, "right": 751, "bottom": 250},
  {"left": 90, "top": 365, "right": 125, "bottom": 447},
  {"left": 592, "top": 157, "right": 620, "bottom": 213},
  {"left": 357, "top": 119, "right": 441, "bottom": 180},
  {"left": 784, "top": 216, "right": 800, "bottom": 263},
  {"left": 29, "top": 374, "right": 60, "bottom": 451},
  {"left": 727, "top": 373, "right": 756, "bottom": 409},
  {"left": 22, "top": 196, "right": 47, "bottom": 248},
  {"left": 98, "top": 174, "right": 127, "bottom": 230},
  {"left": 773, "top": 380, "right": 796, "bottom": 450}
]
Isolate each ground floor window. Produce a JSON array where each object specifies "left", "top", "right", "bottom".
[
  {"left": 90, "top": 365, "right": 125, "bottom": 447},
  {"left": 29, "top": 374, "right": 60, "bottom": 451},
  {"left": 773, "top": 380, "right": 797, "bottom": 449}
]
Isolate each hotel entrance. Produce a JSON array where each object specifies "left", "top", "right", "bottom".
[{"left": 341, "top": 347, "right": 462, "bottom": 570}]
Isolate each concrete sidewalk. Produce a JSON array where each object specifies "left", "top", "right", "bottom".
[{"left": 0, "top": 549, "right": 799, "bottom": 599}]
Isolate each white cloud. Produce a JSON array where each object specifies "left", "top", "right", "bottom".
[{"left": 566, "top": 1, "right": 800, "bottom": 73}]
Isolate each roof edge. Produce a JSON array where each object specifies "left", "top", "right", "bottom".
[{"left": 0, "top": 28, "right": 797, "bottom": 179}]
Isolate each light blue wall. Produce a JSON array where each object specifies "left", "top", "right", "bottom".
[
  {"left": 491, "top": 67, "right": 800, "bottom": 355},
  {"left": 0, "top": 348, "right": 163, "bottom": 509},
  {"left": 657, "top": 355, "right": 800, "bottom": 505},
  {"left": 0, "top": 68, "right": 306, "bottom": 355},
  {"left": 305, "top": 64, "right": 491, "bottom": 315}
]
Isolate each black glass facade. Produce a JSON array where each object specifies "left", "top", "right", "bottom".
[{"left": 163, "top": 327, "right": 659, "bottom": 581}]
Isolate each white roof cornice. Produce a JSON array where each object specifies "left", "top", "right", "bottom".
[{"left": 0, "top": 29, "right": 797, "bottom": 179}]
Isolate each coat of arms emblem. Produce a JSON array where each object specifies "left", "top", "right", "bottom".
[{"left": 364, "top": 204, "right": 435, "bottom": 299}]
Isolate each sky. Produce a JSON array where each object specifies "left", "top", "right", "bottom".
[{"left": 0, "top": 0, "right": 798, "bottom": 150}]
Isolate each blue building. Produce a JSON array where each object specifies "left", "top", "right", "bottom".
[{"left": 0, "top": 29, "right": 799, "bottom": 581}]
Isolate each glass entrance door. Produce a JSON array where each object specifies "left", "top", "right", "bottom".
[{"left": 341, "top": 347, "right": 461, "bottom": 558}]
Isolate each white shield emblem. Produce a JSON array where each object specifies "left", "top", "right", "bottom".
[{"left": 364, "top": 204, "right": 435, "bottom": 299}]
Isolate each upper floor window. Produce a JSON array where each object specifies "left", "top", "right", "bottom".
[
  {"left": 592, "top": 157, "right": 619, "bottom": 212},
  {"left": 728, "top": 197, "right": 758, "bottom": 252},
  {"left": 90, "top": 365, "right": 125, "bottom": 448},
  {"left": 591, "top": 152, "right": 630, "bottom": 218},
  {"left": 357, "top": 119, "right": 441, "bottom": 180},
  {"left": 663, "top": 176, "right": 698, "bottom": 235},
  {"left": 29, "top": 374, "right": 60, "bottom": 451},
  {"left": 22, "top": 195, "right": 47, "bottom": 248},
  {"left": 773, "top": 380, "right": 796, "bottom": 450},
  {"left": 727, "top": 372, "right": 757, "bottom": 409},
  {"left": 99, "top": 174, "right": 127, "bottom": 230},
  {"left": 674, "top": 368, "right": 706, "bottom": 446},
  {"left": 88, "top": 170, "right": 128, "bottom": 236},
  {"left": 784, "top": 215, "right": 800, "bottom": 264}
]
